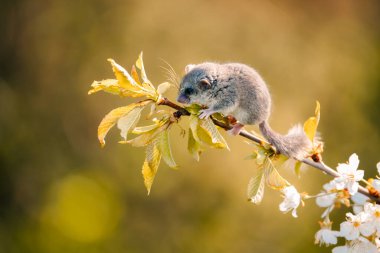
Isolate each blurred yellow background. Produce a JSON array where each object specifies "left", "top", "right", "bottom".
[{"left": 0, "top": 0, "right": 379, "bottom": 252}]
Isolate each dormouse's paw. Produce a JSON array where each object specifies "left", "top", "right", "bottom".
[
  {"left": 199, "top": 108, "right": 215, "bottom": 119},
  {"left": 227, "top": 123, "right": 244, "bottom": 136}
]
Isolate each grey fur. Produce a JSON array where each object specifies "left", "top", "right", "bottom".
[{"left": 177, "top": 62, "right": 312, "bottom": 159}]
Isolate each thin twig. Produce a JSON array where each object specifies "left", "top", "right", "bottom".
[{"left": 158, "top": 97, "right": 379, "bottom": 203}]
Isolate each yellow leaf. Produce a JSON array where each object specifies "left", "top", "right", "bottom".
[
  {"left": 189, "top": 115, "right": 201, "bottom": 141},
  {"left": 135, "top": 52, "right": 155, "bottom": 91},
  {"left": 97, "top": 100, "right": 151, "bottom": 147},
  {"left": 88, "top": 79, "right": 145, "bottom": 97},
  {"left": 247, "top": 168, "right": 265, "bottom": 204},
  {"left": 189, "top": 115, "right": 227, "bottom": 149},
  {"left": 142, "top": 141, "right": 161, "bottom": 195},
  {"left": 130, "top": 65, "right": 141, "bottom": 85},
  {"left": 196, "top": 128, "right": 211, "bottom": 145},
  {"left": 249, "top": 147, "right": 267, "bottom": 166},
  {"left": 157, "top": 130, "right": 177, "bottom": 168},
  {"left": 117, "top": 107, "right": 143, "bottom": 141},
  {"left": 127, "top": 121, "right": 169, "bottom": 147},
  {"left": 88, "top": 79, "right": 121, "bottom": 95},
  {"left": 200, "top": 118, "right": 229, "bottom": 150},
  {"left": 146, "top": 103, "right": 156, "bottom": 119},
  {"left": 104, "top": 58, "right": 158, "bottom": 100},
  {"left": 198, "top": 127, "right": 226, "bottom": 148},
  {"left": 107, "top": 59, "right": 141, "bottom": 91},
  {"left": 264, "top": 158, "right": 290, "bottom": 190},
  {"left": 132, "top": 123, "right": 160, "bottom": 135},
  {"left": 187, "top": 129, "right": 203, "bottom": 161},
  {"left": 303, "top": 101, "right": 320, "bottom": 142}
]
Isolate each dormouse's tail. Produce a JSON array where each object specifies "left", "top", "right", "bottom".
[{"left": 259, "top": 121, "right": 312, "bottom": 160}]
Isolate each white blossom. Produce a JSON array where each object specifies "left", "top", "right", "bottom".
[
  {"left": 315, "top": 228, "right": 339, "bottom": 246},
  {"left": 340, "top": 212, "right": 374, "bottom": 240},
  {"left": 332, "top": 245, "right": 349, "bottom": 253},
  {"left": 351, "top": 192, "right": 369, "bottom": 214},
  {"left": 316, "top": 180, "right": 349, "bottom": 218},
  {"left": 334, "top": 153, "right": 364, "bottom": 195},
  {"left": 350, "top": 238, "right": 378, "bottom": 253},
  {"left": 314, "top": 221, "right": 339, "bottom": 246},
  {"left": 316, "top": 181, "right": 338, "bottom": 208},
  {"left": 279, "top": 186, "right": 301, "bottom": 218},
  {"left": 377, "top": 162, "right": 380, "bottom": 176},
  {"left": 363, "top": 202, "right": 380, "bottom": 236},
  {"left": 332, "top": 239, "right": 378, "bottom": 253}
]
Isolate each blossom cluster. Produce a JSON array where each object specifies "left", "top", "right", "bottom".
[
  {"left": 277, "top": 153, "right": 380, "bottom": 252},
  {"left": 315, "top": 203, "right": 380, "bottom": 253},
  {"left": 314, "top": 154, "right": 380, "bottom": 252}
]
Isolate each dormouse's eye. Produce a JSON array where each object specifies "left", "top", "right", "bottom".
[
  {"left": 184, "top": 87, "right": 194, "bottom": 95},
  {"left": 198, "top": 78, "right": 211, "bottom": 88}
]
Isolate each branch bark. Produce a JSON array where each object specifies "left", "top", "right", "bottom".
[{"left": 158, "top": 97, "right": 379, "bottom": 203}]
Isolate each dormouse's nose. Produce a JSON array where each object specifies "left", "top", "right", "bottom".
[{"left": 177, "top": 94, "right": 190, "bottom": 104}]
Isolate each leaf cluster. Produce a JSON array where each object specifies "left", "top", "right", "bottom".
[{"left": 89, "top": 53, "right": 231, "bottom": 194}]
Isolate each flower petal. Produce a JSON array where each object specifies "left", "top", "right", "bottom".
[
  {"left": 332, "top": 245, "right": 348, "bottom": 253},
  {"left": 333, "top": 178, "right": 346, "bottom": 190},
  {"left": 359, "top": 222, "right": 376, "bottom": 237},
  {"left": 340, "top": 221, "right": 360, "bottom": 240},
  {"left": 316, "top": 193, "right": 336, "bottom": 207},
  {"left": 348, "top": 153, "right": 360, "bottom": 170},
  {"left": 337, "top": 163, "right": 350, "bottom": 174},
  {"left": 347, "top": 181, "right": 359, "bottom": 195},
  {"left": 354, "top": 170, "right": 364, "bottom": 181}
]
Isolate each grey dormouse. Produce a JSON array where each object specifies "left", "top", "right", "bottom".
[{"left": 177, "top": 62, "right": 312, "bottom": 160}]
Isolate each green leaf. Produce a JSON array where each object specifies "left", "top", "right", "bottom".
[
  {"left": 264, "top": 158, "right": 290, "bottom": 190},
  {"left": 142, "top": 141, "right": 161, "bottom": 195},
  {"left": 210, "top": 113, "right": 229, "bottom": 125},
  {"left": 97, "top": 100, "right": 151, "bottom": 147},
  {"left": 303, "top": 101, "right": 320, "bottom": 142},
  {"left": 247, "top": 168, "right": 265, "bottom": 204},
  {"left": 187, "top": 129, "right": 203, "bottom": 161},
  {"left": 157, "top": 130, "right": 177, "bottom": 168},
  {"left": 184, "top": 104, "right": 203, "bottom": 114}
]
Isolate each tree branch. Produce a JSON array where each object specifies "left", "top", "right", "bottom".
[{"left": 158, "top": 97, "right": 379, "bottom": 203}]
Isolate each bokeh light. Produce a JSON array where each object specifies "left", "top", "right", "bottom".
[
  {"left": 41, "top": 174, "right": 122, "bottom": 243},
  {"left": 0, "top": 1, "right": 379, "bottom": 252}
]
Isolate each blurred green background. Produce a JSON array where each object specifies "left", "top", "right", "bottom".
[{"left": 1, "top": 0, "right": 379, "bottom": 252}]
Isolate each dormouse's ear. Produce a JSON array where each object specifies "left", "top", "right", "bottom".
[
  {"left": 199, "top": 78, "right": 211, "bottom": 88},
  {"left": 185, "top": 64, "right": 195, "bottom": 73}
]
